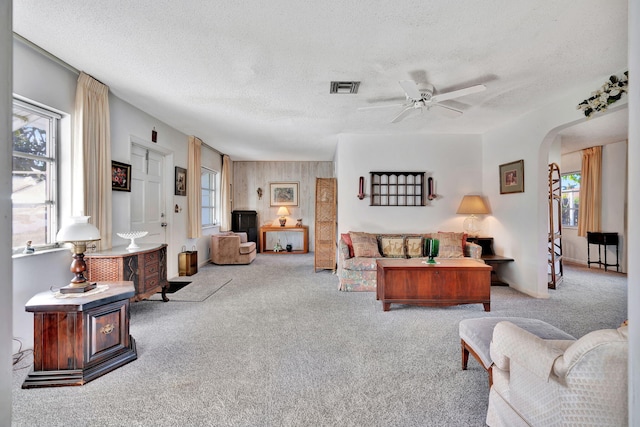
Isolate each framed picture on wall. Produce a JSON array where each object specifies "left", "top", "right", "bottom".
[
  {"left": 270, "top": 182, "right": 299, "bottom": 206},
  {"left": 111, "top": 161, "right": 131, "bottom": 192},
  {"left": 499, "top": 160, "right": 524, "bottom": 194},
  {"left": 175, "top": 166, "right": 187, "bottom": 196}
]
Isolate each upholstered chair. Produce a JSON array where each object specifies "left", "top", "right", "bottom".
[
  {"left": 486, "top": 321, "right": 628, "bottom": 427},
  {"left": 211, "top": 232, "right": 256, "bottom": 265}
]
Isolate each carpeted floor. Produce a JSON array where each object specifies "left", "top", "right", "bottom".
[{"left": 11, "top": 255, "right": 627, "bottom": 427}]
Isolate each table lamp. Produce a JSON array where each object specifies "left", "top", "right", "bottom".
[
  {"left": 456, "top": 195, "right": 490, "bottom": 236},
  {"left": 56, "top": 216, "right": 101, "bottom": 294},
  {"left": 277, "top": 206, "right": 290, "bottom": 227}
]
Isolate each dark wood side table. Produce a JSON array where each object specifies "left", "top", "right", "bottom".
[
  {"left": 587, "top": 232, "right": 619, "bottom": 272},
  {"left": 22, "top": 281, "right": 138, "bottom": 388},
  {"left": 467, "top": 237, "right": 514, "bottom": 286}
]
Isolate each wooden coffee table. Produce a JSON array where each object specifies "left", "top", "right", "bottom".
[{"left": 376, "top": 258, "right": 492, "bottom": 311}]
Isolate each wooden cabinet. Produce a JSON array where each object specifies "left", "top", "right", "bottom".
[
  {"left": 232, "top": 210, "right": 258, "bottom": 250},
  {"left": 85, "top": 244, "right": 169, "bottom": 302},
  {"left": 22, "top": 281, "right": 137, "bottom": 388},
  {"left": 314, "top": 178, "right": 337, "bottom": 272}
]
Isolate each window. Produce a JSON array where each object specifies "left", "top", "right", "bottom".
[
  {"left": 561, "top": 172, "right": 581, "bottom": 227},
  {"left": 12, "top": 100, "right": 60, "bottom": 251},
  {"left": 201, "top": 168, "right": 218, "bottom": 227}
]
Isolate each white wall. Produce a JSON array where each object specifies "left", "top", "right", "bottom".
[
  {"left": 561, "top": 141, "right": 628, "bottom": 271},
  {"left": 482, "top": 82, "right": 628, "bottom": 298},
  {"left": 11, "top": 39, "right": 211, "bottom": 355},
  {"left": 627, "top": 0, "right": 639, "bottom": 421},
  {"left": 336, "top": 133, "right": 484, "bottom": 235},
  {"left": 1, "top": 2, "right": 13, "bottom": 422}
]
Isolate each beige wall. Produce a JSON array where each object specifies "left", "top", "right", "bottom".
[{"left": 232, "top": 161, "right": 334, "bottom": 251}]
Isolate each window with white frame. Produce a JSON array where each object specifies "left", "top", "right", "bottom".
[
  {"left": 201, "top": 168, "right": 218, "bottom": 227},
  {"left": 12, "top": 100, "right": 60, "bottom": 251},
  {"left": 561, "top": 172, "right": 581, "bottom": 227}
]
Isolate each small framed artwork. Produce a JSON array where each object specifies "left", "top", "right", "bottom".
[
  {"left": 270, "top": 182, "right": 299, "bottom": 206},
  {"left": 499, "top": 160, "right": 524, "bottom": 194},
  {"left": 112, "top": 161, "right": 131, "bottom": 192},
  {"left": 175, "top": 166, "right": 187, "bottom": 196}
]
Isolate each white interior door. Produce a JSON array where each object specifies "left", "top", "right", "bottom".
[{"left": 131, "top": 144, "right": 166, "bottom": 242}]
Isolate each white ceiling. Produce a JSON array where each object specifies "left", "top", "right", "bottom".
[{"left": 13, "top": 0, "right": 628, "bottom": 161}]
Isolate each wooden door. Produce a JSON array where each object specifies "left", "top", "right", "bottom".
[
  {"left": 314, "top": 178, "right": 337, "bottom": 271},
  {"left": 131, "top": 144, "right": 166, "bottom": 242}
]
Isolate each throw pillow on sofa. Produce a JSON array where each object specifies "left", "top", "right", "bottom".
[
  {"left": 404, "top": 235, "right": 424, "bottom": 258},
  {"left": 378, "top": 235, "right": 405, "bottom": 258},
  {"left": 435, "top": 232, "right": 466, "bottom": 258},
  {"left": 349, "top": 232, "right": 382, "bottom": 258}
]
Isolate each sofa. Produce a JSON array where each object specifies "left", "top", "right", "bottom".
[
  {"left": 487, "top": 320, "right": 628, "bottom": 427},
  {"left": 210, "top": 232, "right": 256, "bottom": 265},
  {"left": 338, "top": 231, "right": 482, "bottom": 291}
]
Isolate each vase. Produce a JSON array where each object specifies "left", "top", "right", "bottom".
[
  {"left": 424, "top": 238, "right": 439, "bottom": 264},
  {"left": 286, "top": 244, "right": 292, "bottom": 252}
]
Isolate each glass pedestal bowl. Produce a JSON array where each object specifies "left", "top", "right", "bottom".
[{"left": 116, "top": 231, "right": 149, "bottom": 251}]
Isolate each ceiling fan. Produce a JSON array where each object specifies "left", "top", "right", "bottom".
[{"left": 359, "top": 80, "right": 486, "bottom": 123}]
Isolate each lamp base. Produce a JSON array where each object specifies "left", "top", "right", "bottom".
[{"left": 59, "top": 282, "right": 98, "bottom": 294}]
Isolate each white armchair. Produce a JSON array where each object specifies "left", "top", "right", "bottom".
[{"left": 486, "top": 321, "right": 628, "bottom": 427}]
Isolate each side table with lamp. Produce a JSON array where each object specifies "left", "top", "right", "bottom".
[{"left": 22, "top": 216, "right": 138, "bottom": 388}]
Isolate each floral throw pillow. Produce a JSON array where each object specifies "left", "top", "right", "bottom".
[
  {"left": 349, "top": 232, "right": 382, "bottom": 258},
  {"left": 378, "top": 235, "right": 405, "bottom": 258},
  {"left": 404, "top": 235, "right": 424, "bottom": 258}
]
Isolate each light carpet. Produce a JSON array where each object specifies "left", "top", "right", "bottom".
[{"left": 11, "top": 255, "right": 627, "bottom": 427}]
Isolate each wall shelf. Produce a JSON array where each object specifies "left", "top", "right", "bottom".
[{"left": 370, "top": 171, "right": 425, "bottom": 206}]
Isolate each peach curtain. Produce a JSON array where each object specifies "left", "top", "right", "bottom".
[
  {"left": 73, "top": 72, "right": 112, "bottom": 249},
  {"left": 187, "top": 136, "right": 202, "bottom": 238},
  {"left": 220, "top": 154, "right": 232, "bottom": 231},
  {"left": 577, "top": 146, "right": 602, "bottom": 237}
]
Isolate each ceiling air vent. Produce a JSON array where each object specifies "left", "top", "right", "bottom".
[{"left": 330, "top": 81, "right": 360, "bottom": 94}]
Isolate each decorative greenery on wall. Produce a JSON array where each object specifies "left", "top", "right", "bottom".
[{"left": 577, "top": 71, "right": 628, "bottom": 119}]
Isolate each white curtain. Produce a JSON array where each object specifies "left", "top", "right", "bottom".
[
  {"left": 577, "top": 146, "right": 602, "bottom": 237},
  {"left": 187, "top": 136, "right": 202, "bottom": 238},
  {"left": 73, "top": 72, "right": 112, "bottom": 249},
  {"left": 220, "top": 154, "right": 232, "bottom": 231}
]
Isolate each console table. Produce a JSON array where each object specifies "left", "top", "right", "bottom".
[
  {"left": 85, "top": 243, "right": 169, "bottom": 301},
  {"left": 467, "top": 237, "right": 514, "bottom": 286},
  {"left": 23, "top": 281, "right": 137, "bottom": 388},
  {"left": 587, "top": 232, "right": 620, "bottom": 272},
  {"left": 260, "top": 226, "right": 309, "bottom": 254}
]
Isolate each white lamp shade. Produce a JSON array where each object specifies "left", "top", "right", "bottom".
[
  {"left": 277, "top": 206, "right": 290, "bottom": 216},
  {"left": 456, "top": 195, "right": 490, "bottom": 215},
  {"left": 56, "top": 216, "right": 101, "bottom": 242}
]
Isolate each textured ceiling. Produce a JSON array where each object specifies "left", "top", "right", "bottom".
[{"left": 13, "top": 0, "right": 628, "bottom": 160}]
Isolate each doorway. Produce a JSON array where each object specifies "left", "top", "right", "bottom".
[{"left": 130, "top": 143, "right": 167, "bottom": 242}]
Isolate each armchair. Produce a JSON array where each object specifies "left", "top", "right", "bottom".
[
  {"left": 487, "top": 321, "right": 628, "bottom": 427},
  {"left": 211, "top": 232, "right": 256, "bottom": 265}
]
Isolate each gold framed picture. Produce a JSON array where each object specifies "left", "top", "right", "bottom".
[{"left": 499, "top": 160, "right": 524, "bottom": 194}]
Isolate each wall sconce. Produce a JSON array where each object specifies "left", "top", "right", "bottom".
[
  {"left": 151, "top": 127, "right": 157, "bottom": 143},
  {"left": 357, "top": 176, "right": 365, "bottom": 200},
  {"left": 257, "top": 187, "right": 263, "bottom": 200},
  {"left": 56, "top": 216, "right": 101, "bottom": 294},
  {"left": 427, "top": 177, "right": 437, "bottom": 200},
  {"left": 456, "top": 195, "right": 490, "bottom": 236}
]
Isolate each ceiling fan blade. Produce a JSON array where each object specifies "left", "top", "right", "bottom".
[
  {"left": 398, "top": 80, "right": 422, "bottom": 100},
  {"left": 391, "top": 106, "right": 418, "bottom": 123},
  {"left": 358, "top": 103, "right": 405, "bottom": 111},
  {"left": 431, "top": 103, "right": 463, "bottom": 118},
  {"left": 431, "top": 84, "right": 486, "bottom": 103}
]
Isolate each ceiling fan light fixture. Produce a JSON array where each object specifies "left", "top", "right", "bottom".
[{"left": 330, "top": 81, "right": 360, "bottom": 94}]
